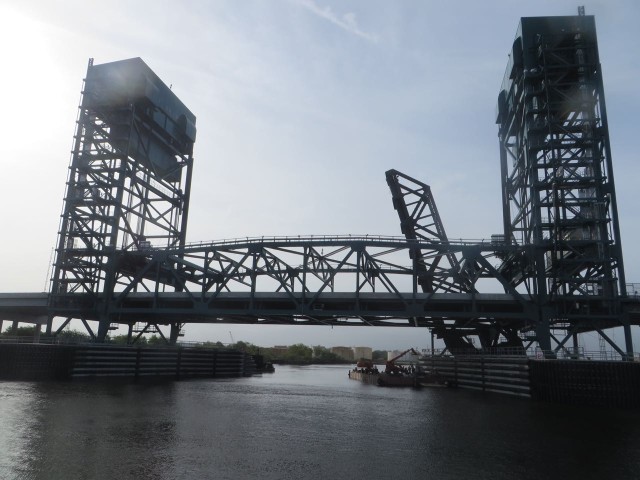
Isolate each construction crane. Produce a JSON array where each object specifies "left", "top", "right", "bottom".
[{"left": 385, "top": 348, "right": 420, "bottom": 374}]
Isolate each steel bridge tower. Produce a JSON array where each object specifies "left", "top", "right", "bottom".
[
  {"left": 496, "top": 15, "right": 631, "bottom": 354},
  {"left": 49, "top": 58, "right": 196, "bottom": 341}
]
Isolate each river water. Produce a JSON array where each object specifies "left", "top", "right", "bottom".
[{"left": 1, "top": 364, "right": 640, "bottom": 479}]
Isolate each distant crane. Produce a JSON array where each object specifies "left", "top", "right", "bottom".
[{"left": 385, "top": 348, "right": 420, "bottom": 374}]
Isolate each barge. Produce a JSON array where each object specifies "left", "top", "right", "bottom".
[{"left": 348, "top": 368, "right": 448, "bottom": 388}]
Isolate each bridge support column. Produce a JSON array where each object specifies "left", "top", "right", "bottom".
[
  {"left": 430, "top": 329, "right": 435, "bottom": 355},
  {"left": 127, "top": 324, "right": 133, "bottom": 345},
  {"left": 12, "top": 320, "right": 19, "bottom": 332},
  {"left": 622, "top": 314, "right": 634, "bottom": 360},
  {"left": 536, "top": 310, "right": 553, "bottom": 358},
  {"left": 33, "top": 324, "right": 41, "bottom": 342},
  {"left": 96, "top": 317, "right": 110, "bottom": 343},
  {"left": 0, "top": 319, "right": 3, "bottom": 334},
  {"left": 169, "top": 323, "right": 181, "bottom": 345}
]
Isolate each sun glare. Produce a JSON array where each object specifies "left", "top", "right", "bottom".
[
  {"left": 0, "top": 5, "right": 66, "bottom": 153},
  {"left": 0, "top": 6, "right": 45, "bottom": 84}
]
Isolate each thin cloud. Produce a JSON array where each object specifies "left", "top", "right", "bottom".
[{"left": 294, "top": 0, "right": 379, "bottom": 43}]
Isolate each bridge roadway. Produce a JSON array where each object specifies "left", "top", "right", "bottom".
[
  {"left": 2, "top": 291, "right": 640, "bottom": 331},
  {"left": 0, "top": 293, "right": 49, "bottom": 324}
]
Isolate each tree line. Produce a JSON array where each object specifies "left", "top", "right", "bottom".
[{"left": 1, "top": 326, "right": 388, "bottom": 364}]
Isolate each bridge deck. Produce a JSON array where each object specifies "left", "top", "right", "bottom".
[
  {"left": 3, "top": 292, "right": 640, "bottom": 330},
  {"left": 0, "top": 293, "right": 49, "bottom": 322}
]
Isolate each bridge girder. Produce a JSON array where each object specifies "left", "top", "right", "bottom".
[{"left": 45, "top": 237, "right": 636, "bottom": 351}]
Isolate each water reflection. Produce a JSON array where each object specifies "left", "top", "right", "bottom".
[
  {"left": 0, "top": 382, "right": 42, "bottom": 479},
  {"left": 2, "top": 365, "right": 640, "bottom": 479},
  {"left": 16, "top": 382, "right": 177, "bottom": 480}
]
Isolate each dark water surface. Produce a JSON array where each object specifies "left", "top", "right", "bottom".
[{"left": 2, "top": 364, "right": 640, "bottom": 479}]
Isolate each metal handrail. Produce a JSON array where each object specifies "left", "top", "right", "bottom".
[
  {"left": 150, "top": 234, "right": 502, "bottom": 251},
  {"left": 0, "top": 336, "right": 237, "bottom": 349},
  {"left": 420, "top": 348, "right": 639, "bottom": 362},
  {"left": 626, "top": 283, "right": 640, "bottom": 298}
]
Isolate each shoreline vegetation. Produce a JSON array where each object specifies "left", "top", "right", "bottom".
[{"left": 0, "top": 327, "right": 388, "bottom": 365}]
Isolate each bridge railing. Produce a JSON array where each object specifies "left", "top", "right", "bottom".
[
  {"left": 420, "top": 347, "right": 640, "bottom": 362},
  {"left": 0, "top": 336, "right": 238, "bottom": 349},
  {"left": 627, "top": 283, "right": 640, "bottom": 298},
  {"left": 0, "top": 336, "right": 85, "bottom": 345},
  {"left": 150, "top": 234, "right": 497, "bottom": 251}
]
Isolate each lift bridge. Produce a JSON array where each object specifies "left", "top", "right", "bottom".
[{"left": 2, "top": 14, "right": 640, "bottom": 358}]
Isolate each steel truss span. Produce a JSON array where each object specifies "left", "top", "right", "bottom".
[
  {"left": 49, "top": 236, "right": 525, "bottom": 328},
  {"left": 48, "top": 236, "right": 637, "bottom": 354}
]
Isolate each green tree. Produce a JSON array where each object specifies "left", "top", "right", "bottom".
[
  {"left": 147, "top": 334, "right": 166, "bottom": 345},
  {"left": 108, "top": 334, "right": 148, "bottom": 345},
  {"left": 109, "top": 334, "right": 130, "bottom": 344},
  {"left": 229, "top": 341, "right": 265, "bottom": 356},
  {"left": 1, "top": 325, "right": 37, "bottom": 337},
  {"left": 372, "top": 350, "right": 388, "bottom": 363},
  {"left": 197, "top": 341, "right": 225, "bottom": 349},
  {"left": 56, "top": 329, "right": 90, "bottom": 343},
  {"left": 233, "top": 340, "right": 249, "bottom": 352},
  {"left": 286, "top": 343, "right": 313, "bottom": 362}
]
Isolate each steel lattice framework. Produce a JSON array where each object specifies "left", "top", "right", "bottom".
[
  {"left": 42, "top": 16, "right": 638, "bottom": 358},
  {"left": 48, "top": 234, "right": 636, "bottom": 357},
  {"left": 495, "top": 15, "right": 631, "bottom": 353},
  {"left": 386, "top": 169, "right": 472, "bottom": 294},
  {"left": 49, "top": 58, "right": 196, "bottom": 341},
  {"left": 52, "top": 236, "right": 532, "bottom": 329},
  {"left": 386, "top": 170, "right": 526, "bottom": 351}
]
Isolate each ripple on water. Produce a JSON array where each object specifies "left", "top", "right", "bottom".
[{"left": 2, "top": 367, "right": 640, "bottom": 480}]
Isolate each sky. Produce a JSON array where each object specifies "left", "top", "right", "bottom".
[{"left": 1, "top": 0, "right": 639, "bottom": 351}]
